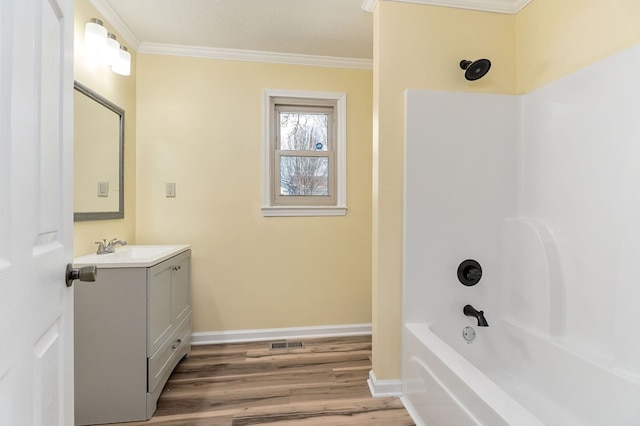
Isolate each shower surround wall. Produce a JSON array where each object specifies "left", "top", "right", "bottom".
[
  {"left": 521, "top": 45, "right": 640, "bottom": 369},
  {"left": 403, "top": 90, "right": 518, "bottom": 328},
  {"left": 403, "top": 44, "right": 640, "bottom": 424}
]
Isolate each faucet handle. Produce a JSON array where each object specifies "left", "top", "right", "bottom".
[{"left": 94, "top": 240, "right": 107, "bottom": 254}]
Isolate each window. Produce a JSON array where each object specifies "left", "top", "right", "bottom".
[{"left": 262, "top": 90, "right": 347, "bottom": 216}]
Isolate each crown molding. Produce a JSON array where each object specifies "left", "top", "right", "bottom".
[
  {"left": 138, "top": 43, "right": 373, "bottom": 70},
  {"left": 361, "top": 0, "right": 378, "bottom": 12},
  {"left": 88, "top": 0, "right": 141, "bottom": 50},
  {"left": 362, "top": 0, "right": 531, "bottom": 14}
]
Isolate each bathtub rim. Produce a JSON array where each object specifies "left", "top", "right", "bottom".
[{"left": 402, "top": 322, "right": 545, "bottom": 426}]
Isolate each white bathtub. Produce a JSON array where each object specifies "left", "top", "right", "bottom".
[{"left": 402, "top": 321, "right": 640, "bottom": 426}]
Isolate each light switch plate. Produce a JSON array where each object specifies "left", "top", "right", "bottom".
[
  {"left": 98, "top": 181, "right": 109, "bottom": 197},
  {"left": 166, "top": 182, "right": 176, "bottom": 197}
]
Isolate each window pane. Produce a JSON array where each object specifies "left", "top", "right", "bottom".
[
  {"left": 279, "top": 112, "right": 328, "bottom": 151},
  {"left": 280, "top": 156, "right": 329, "bottom": 196}
]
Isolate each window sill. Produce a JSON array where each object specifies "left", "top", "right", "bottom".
[{"left": 261, "top": 206, "right": 347, "bottom": 217}]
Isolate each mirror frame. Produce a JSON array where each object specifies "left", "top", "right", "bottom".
[{"left": 73, "top": 81, "right": 125, "bottom": 221}]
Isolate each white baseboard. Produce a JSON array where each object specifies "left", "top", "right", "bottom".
[
  {"left": 367, "top": 370, "right": 402, "bottom": 398},
  {"left": 190, "top": 323, "right": 372, "bottom": 345}
]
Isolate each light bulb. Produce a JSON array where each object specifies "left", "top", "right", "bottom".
[
  {"left": 112, "top": 45, "right": 131, "bottom": 76},
  {"left": 100, "top": 33, "right": 120, "bottom": 66},
  {"left": 84, "top": 18, "right": 107, "bottom": 51}
]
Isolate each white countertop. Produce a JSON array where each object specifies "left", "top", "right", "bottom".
[{"left": 73, "top": 245, "right": 190, "bottom": 268}]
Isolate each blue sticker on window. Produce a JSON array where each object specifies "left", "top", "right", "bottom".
[{"left": 316, "top": 142, "right": 323, "bottom": 150}]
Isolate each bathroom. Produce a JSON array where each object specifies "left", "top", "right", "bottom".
[
  {"left": 73, "top": 0, "right": 640, "bottom": 424},
  {"left": 3, "top": 0, "right": 639, "bottom": 424}
]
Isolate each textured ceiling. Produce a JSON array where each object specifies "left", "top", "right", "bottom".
[
  {"left": 94, "top": 0, "right": 374, "bottom": 59},
  {"left": 91, "top": 0, "right": 532, "bottom": 63}
]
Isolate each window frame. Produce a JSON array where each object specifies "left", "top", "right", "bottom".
[
  {"left": 262, "top": 89, "right": 347, "bottom": 217},
  {"left": 273, "top": 103, "right": 335, "bottom": 206}
]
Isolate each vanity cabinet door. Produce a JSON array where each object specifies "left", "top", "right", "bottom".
[
  {"left": 147, "top": 250, "right": 192, "bottom": 356},
  {"left": 147, "top": 262, "right": 173, "bottom": 356},
  {"left": 172, "top": 254, "right": 191, "bottom": 325}
]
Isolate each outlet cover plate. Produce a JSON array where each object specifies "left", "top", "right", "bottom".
[
  {"left": 166, "top": 182, "right": 176, "bottom": 197},
  {"left": 98, "top": 181, "right": 109, "bottom": 197}
]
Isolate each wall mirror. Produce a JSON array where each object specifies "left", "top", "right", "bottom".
[{"left": 73, "top": 81, "right": 124, "bottom": 221}]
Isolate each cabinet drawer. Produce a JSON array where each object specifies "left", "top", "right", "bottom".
[{"left": 148, "top": 314, "right": 191, "bottom": 393}]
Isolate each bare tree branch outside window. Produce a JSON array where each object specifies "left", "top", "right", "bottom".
[{"left": 279, "top": 112, "right": 329, "bottom": 196}]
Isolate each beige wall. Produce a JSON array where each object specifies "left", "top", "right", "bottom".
[
  {"left": 372, "top": 0, "right": 640, "bottom": 380},
  {"left": 73, "top": 0, "right": 136, "bottom": 256},
  {"left": 135, "top": 54, "right": 373, "bottom": 333},
  {"left": 516, "top": 0, "right": 640, "bottom": 93}
]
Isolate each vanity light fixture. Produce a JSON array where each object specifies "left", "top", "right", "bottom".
[{"left": 84, "top": 18, "right": 131, "bottom": 76}]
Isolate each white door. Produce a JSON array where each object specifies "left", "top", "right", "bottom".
[{"left": 0, "top": 0, "right": 75, "bottom": 424}]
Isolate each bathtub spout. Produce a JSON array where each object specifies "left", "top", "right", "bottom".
[{"left": 463, "top": 304, "right": 489, "bottom": 327}]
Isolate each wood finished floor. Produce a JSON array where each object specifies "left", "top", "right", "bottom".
[{"left": 108, "top": 335, "right": 414, "bottom": 426}]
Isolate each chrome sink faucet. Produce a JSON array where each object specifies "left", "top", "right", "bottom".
[{"left": 95, "top": 238, "right": 127, "bottom": 254}]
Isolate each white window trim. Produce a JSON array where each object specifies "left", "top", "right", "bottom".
[{"left": 262, "top": 89, "right": 347, "bottom": 217}]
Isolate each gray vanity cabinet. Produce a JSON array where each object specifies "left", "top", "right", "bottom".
[{"left": 74, "top": 249, "right": 191, "bottom": 426}]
